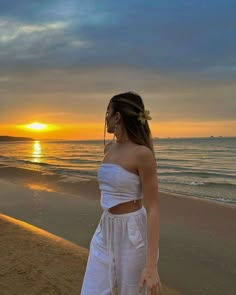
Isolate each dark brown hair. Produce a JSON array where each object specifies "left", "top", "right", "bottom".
[{"left": 103, "top": 91, "right": 154, "bottom": 155}]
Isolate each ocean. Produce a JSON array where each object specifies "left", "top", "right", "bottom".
[{"left": 0, "top": 137, "right": 235, "bottom": 206}]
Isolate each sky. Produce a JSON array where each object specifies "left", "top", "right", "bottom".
[{"left": 0, "top": 0, "right": 235, "bottom": 140}]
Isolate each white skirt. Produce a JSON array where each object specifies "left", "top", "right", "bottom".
[{"left": 80, "top": 206, "right": 159, "bottom": 295}]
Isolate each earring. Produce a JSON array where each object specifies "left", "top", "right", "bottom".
[{"left": 112, "top": 124, "right": 117, "bottom": 142}]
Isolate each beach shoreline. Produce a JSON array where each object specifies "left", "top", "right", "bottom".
[
  {"left": 1, "top": 163, "right": 235, "bottom": 209},
  {"left": 0, "top": 167, "right": 236, "bottom": 294},
  {"left": 0, "top": 213, "right": 182, "bottom": 295}
]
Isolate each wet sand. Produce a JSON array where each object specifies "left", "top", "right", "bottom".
[{"left": 0, "top": 164, "right": 236, "bottom": 294}]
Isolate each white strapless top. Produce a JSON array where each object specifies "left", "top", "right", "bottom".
[{"left": 97, "top": 163, "right": 143, "bottom": 210}]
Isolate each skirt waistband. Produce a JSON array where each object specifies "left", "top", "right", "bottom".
[{"left": 102, "top": 206, "right": 146, "bottom": 219}]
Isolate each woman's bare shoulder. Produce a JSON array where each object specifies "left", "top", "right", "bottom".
[
  {"left": 104, "top": 141, "right": 116, "bottom": 154},
  {"left": 133, "top": 144, "right": 151, "bottom": 153},
  {"left": 134, "top": 145, "right": 155, "bottom": 162}
]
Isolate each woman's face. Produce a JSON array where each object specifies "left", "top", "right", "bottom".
[{"left": 106, "top": 102, "right": 116, "bottom": 133}]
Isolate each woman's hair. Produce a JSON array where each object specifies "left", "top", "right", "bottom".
[{"left": 103, "top": 91, "right": 155, "bottom": 155}]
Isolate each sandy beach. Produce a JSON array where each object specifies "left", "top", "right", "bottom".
[{"left": 0, "top": 165, "right": 236, "bottom": 294}]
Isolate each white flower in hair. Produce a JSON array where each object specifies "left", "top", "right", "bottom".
[{"left": 137, "top": 110, "right": 152, "bottom": 125}]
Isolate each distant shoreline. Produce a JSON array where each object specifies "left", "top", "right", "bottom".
[
  {"left": 0, "top": 136, "right": 34, "bottom": 142},
  {"left": 1, "top": 136, "right": 235, "bottom": 142},
  {"left": 27, "top": 136, "right": 236, "bottom": 141}
]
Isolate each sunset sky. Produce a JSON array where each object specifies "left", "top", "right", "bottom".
[{"left": 0, "top": 0, "right": 235, "bottom": 140}]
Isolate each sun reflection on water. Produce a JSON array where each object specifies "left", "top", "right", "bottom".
[{"left": 32, "top": 141, "right": 42, "bottom": 163}]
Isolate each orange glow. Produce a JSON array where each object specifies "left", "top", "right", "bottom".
[
  {"left": 16, "top": 122, "right": 60, "bottom": 132},
  {"left": 1, "top": 120, "right": 235, "bottom": 140},
  {"left": 148, "top": 120, "right": 236, "bottom": 138},
  {"left": 25, "top": 183, "right": 56, "bottom": 192}
]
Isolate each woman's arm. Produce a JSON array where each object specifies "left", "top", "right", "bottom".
[{"left": 137, "top": 146, "right": 159, "bottom": 267}]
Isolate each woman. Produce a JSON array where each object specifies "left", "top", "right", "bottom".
[{"left": 81, "top": 92, "right": 162, "bottom": 295}]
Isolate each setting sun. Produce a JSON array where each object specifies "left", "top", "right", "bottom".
[
  {"left": 16, "top": 122, "right": 60, "bottom": 133},
  {"left": 26, "top": 122, "right": 46, "bottom": 131}
]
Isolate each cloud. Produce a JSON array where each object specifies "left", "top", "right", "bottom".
[
  {"left": 0, "top": 18, "right": 89, "bottom": 67},
  {"left": 0, "top": 66, "right": 235, "bottom": 125},
  {"left": 0, "top": 0, "right": 235, "bottom": 133},
  {"left": 0, "top": 0, "right": 235, "bottom": 72}
]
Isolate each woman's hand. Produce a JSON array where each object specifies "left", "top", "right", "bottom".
[{"left": 139, "top": 266, "right": 162, "bottom": 295}]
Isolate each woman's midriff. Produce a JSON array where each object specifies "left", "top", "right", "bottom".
[{"left": 108, "top": 199, "right": 143, "bottom": 214}]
